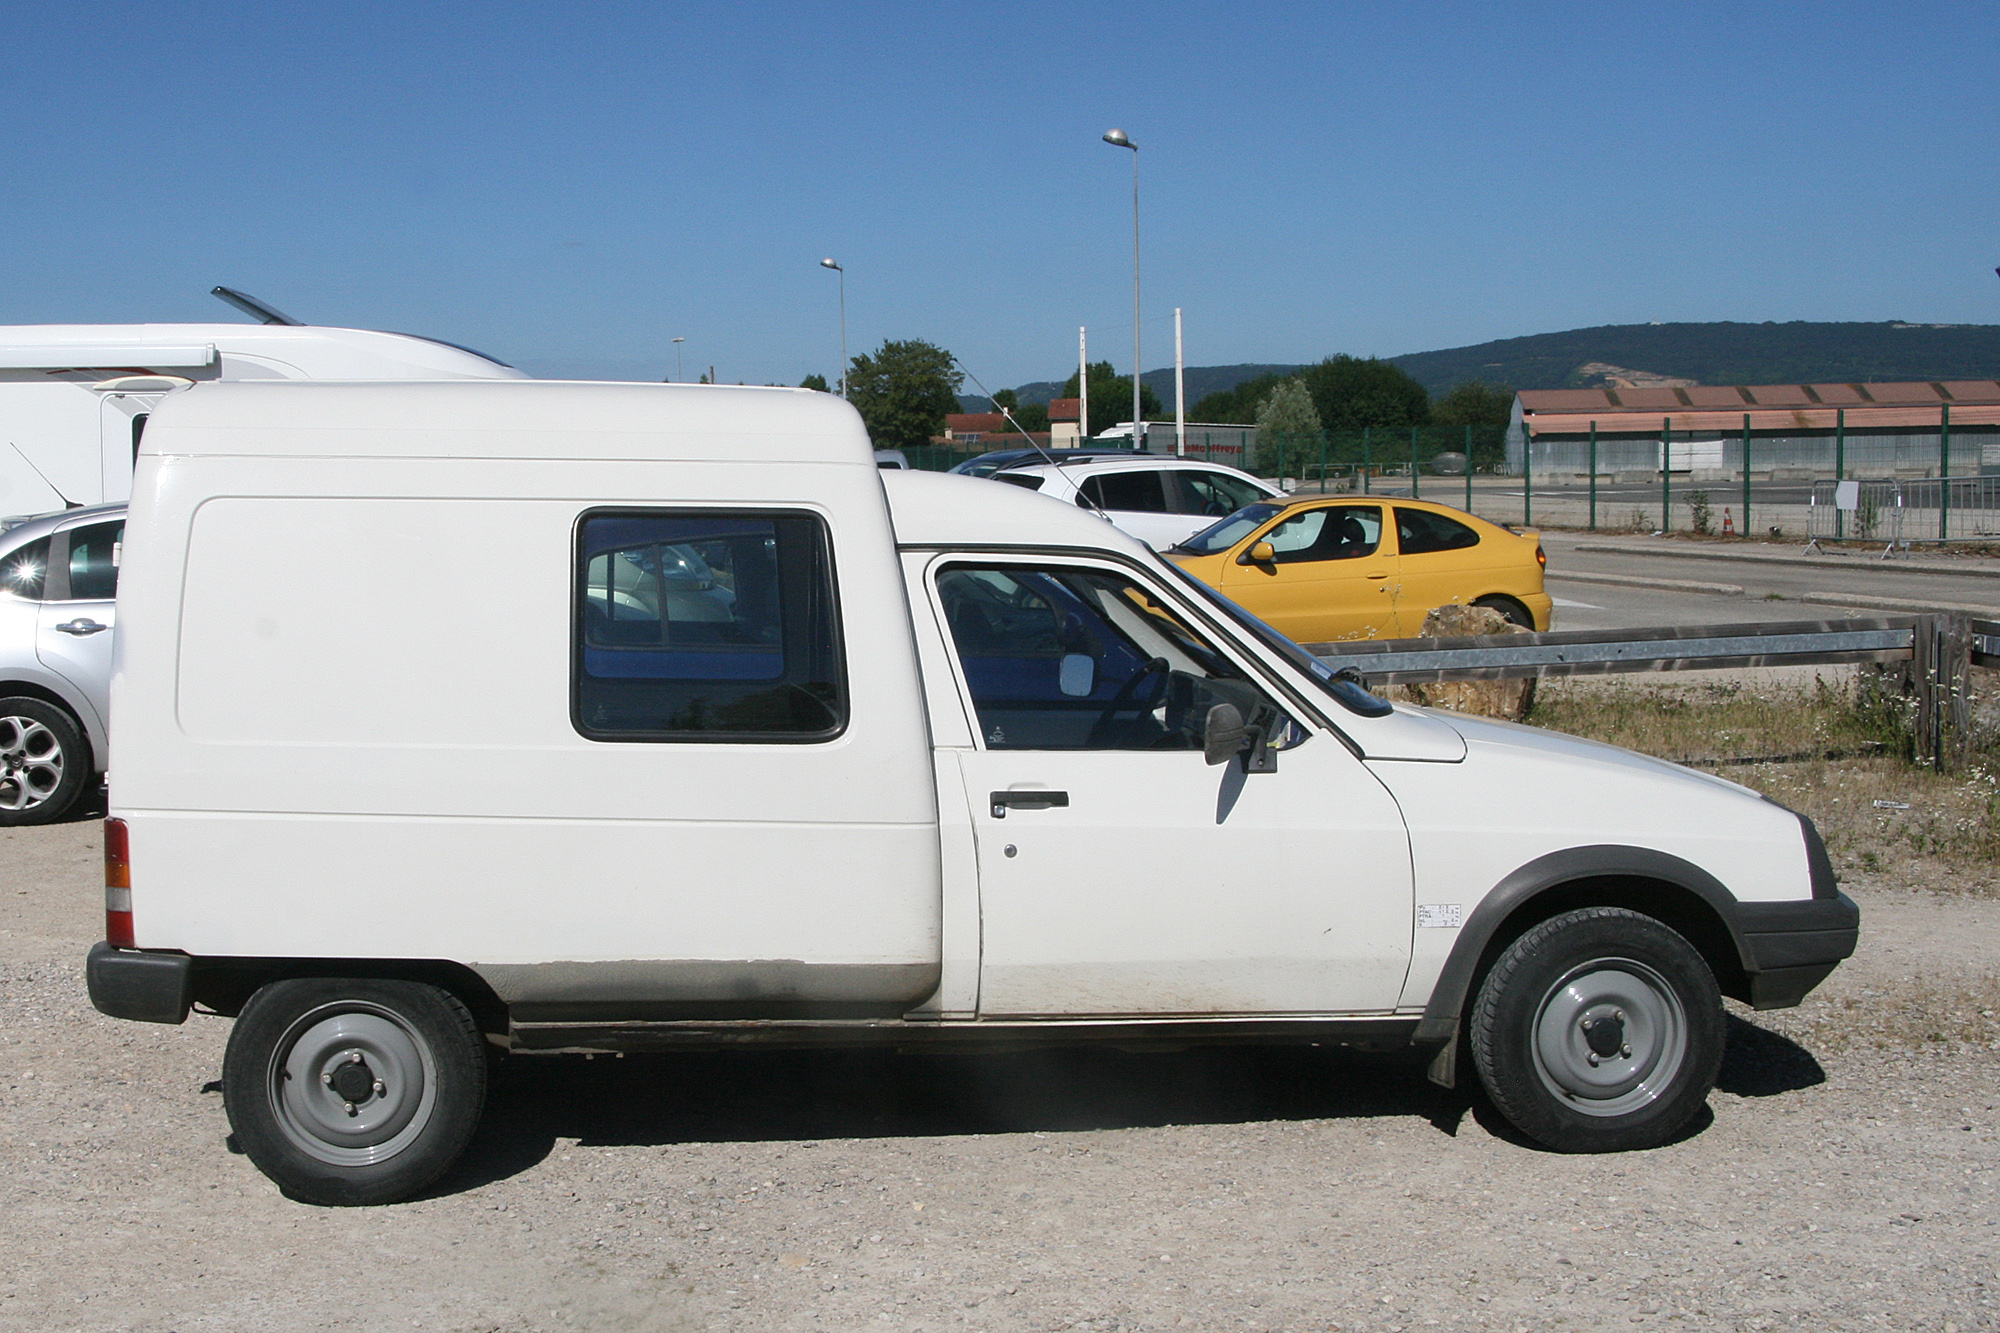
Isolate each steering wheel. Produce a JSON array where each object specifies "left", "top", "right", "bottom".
[{"left": 1084, "top": 656, "right": 1172, "bottom": 748}]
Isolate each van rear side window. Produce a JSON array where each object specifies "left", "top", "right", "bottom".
[{"left": 574, "top": 511, "right": 846, "bottom": 741}]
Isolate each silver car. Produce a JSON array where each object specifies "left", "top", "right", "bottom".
[{"left": 0, "top": 503, "right": 125, "bottom": 824}]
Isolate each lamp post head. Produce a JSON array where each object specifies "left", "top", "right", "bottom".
[
  {"left": 672, "top": 337, "right": 685, "bottom": 345},
  {"left": 1102, "top": 128, "right": 1135, "bottom": 150},
  {"left": 820, "top": 258, "right": 842, "bottom": 272}
]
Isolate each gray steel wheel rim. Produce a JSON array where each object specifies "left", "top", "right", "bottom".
[
  {"left": 268, "top": 1001, "right": 439, "bottom": 1167},
  {"left": 1531, "top": 956, "right": 1688, "bottom": 1118},
  {"left": 0, "top": 715, "right": 63, "bottom": 812}
]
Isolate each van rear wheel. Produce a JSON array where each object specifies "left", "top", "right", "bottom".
[
  {"left": 1469, "top": 907, "right": 1723, "bottom": 1153},
  {"left": 223, "top": 978, "right": 487, "bottom": 1206}
]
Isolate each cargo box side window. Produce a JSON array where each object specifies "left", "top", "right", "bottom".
[{"left": 574, "top": 511, "right": 845, "bottom": 741}]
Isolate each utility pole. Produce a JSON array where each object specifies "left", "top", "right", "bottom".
[
  {"left": 1078, "top": 327, "right": 1089, "bottom": 444},
  {"left": 1173, "top": 308, "right": 1185, "bottom": 456}
]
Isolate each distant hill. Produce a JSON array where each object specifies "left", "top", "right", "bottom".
[
  {"left": 996, "top": 322, "right": 2000, "bottom": 412},
  {"left": 1384, "top": 321, "right": 2000, "bottom": 396}
]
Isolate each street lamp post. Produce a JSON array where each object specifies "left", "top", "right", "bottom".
[
  {"left": 1102, "top": 129, "right": 1140, "bottom": 447},
  {"left": 671, "top": 336, "right": 685, "bottom": 384},
  {"left": 819, "top": 258, "right": 847, "bottom": 398}
]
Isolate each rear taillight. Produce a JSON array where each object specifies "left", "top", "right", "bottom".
[
  {"left": 104, "top": 817, "right": 132, "bottom": 948},
  {"left": 1536, "top": 544, "right": 1547, "bottom": 569}
]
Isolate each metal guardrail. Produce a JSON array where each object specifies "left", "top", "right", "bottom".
[
  {"left": 1306, "top": 618, "right": 1919, "bottom": 684},
  {"left": 1974, "top": 621, "right": 2000, "bottom": 669},
  {"left": 1307, "top": 614, "right": 2000, "bottom": 770}
]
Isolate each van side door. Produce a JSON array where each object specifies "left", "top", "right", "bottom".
[{"left": 926, "top": 553, "right": 1413, "bottom": 1017}]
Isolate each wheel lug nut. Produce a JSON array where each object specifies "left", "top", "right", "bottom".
[
  {"left": 1614, "top": 1010, "right": 1625, "bottom": 1022},
  {"left": 1621, "top": 1044, "right": 1632, "bottom": 1058},
  {"left": 372, "top": 1080, "right": 385, "bottom": 1096},
  {"left": 343, "top": 1102, "right": 356, "bottom": 1115},
  {"left": 320, "top": 1072, "right": 332, "bottom": 1085},
  {"left": 347, "top": 1051, "right": 364, "bottom": 1063},
  {"left": 1587, "top": 1053, "right": 1600, "bottom": 1066}
]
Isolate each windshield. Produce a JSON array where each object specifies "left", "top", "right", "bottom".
[
  {"left": 1176, "top": 503, "right": 1282, "bottom": 555},
  {"left": 1159, "top": 560, "right": 1394, "bottom": 718}
]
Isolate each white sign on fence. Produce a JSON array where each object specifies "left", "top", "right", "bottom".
[{"left": 1835, "top": 480, "right": 1861, "bottom": 511}]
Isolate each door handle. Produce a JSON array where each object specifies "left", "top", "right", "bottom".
[
  {"left": 990, "top": 790, "right": 1069, "bottom": 818},
  {"left": 1367, "top": 572, "right": 1389, "bottom": 579},
  {"left": 55, "top": 619, "right": 109, "bottom": 636}
]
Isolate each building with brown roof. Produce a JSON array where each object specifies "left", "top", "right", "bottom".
[{"left": 1509, "top": 380, "right": 2000, "bottom": 478}]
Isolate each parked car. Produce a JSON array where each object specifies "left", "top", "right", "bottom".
[
  {"left": 0, "top": 502, "right": 126, "bottom": 823},
  {"left": 873, "top": 449, "right": 910, "bottom": 469},
  {"left": 946, "top": 445, "right": 1147, "bottom": 479},
  {"left": 1167, "top": 495, "right": 1551, "bottom": 643},
  {"left": 986, "top": 455, "right": 1283, "bottom": 551},
  {"left": 90, "top": 380, "right": 1854, "bottom": 1206}
]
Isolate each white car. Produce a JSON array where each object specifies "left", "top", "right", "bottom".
[{"left": 987, "top": 455, "right": 1282, "bottom": 551}]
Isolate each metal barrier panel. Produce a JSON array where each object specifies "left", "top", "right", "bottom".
[{"left": 1806, "top": 478, "right": 1906, "bottom": 549}]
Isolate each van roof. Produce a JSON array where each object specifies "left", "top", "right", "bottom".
[
  {"left": 141, "top": 379, "right": 873, "bottom": 466},
  {"left": 0, "top": 324, "right": 526, "bottom": 380},
  {"left": 881, "top": 469, "right": 1153, "bottom": 555}
]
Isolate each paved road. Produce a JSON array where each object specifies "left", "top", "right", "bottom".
[{"left": 1538, "top": 533, "right": 2000, "bottom": 632}]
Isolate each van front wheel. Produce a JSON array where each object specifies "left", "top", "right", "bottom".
[
  {"left": 1469, "top": 907, "right": 1723, "bottom": 1153},
  {"left": 223, "top": 978, "right": 487, "bottom": 1206}
]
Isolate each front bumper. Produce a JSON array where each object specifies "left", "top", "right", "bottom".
[
  {"left": 1736, "top": 892, "right": 1860, "bottom": 1009},
  {"left": 86, "top": 942, "right": 193, "bottom": 1024}
]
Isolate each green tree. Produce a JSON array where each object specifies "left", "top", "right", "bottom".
[
  {"left": 846, "top": 339, "right": 963, "bottom": 451},
  {"left": 799, "top": 372, "right": 829, "bottom": 393},
  {"left": 1062, "top": 360, "right": 1162, "bottom": 436},
  {"left": 1253, "top": 379, "right": 1323, "bottom": 476},
  {"left": 1191, "top": 371, "right": 1291, "bottom": 425},
  {"left": 1430, "top": 380, "right": 1514, "bottom": 431},
  {"left": 1011, "top": 402, "right": 1050, "bottom": 433},
  {"left": 990, "top": 388, "right": 1018, "bottom": 412},
  {"left": 1297, "top": 355, "right": 1430, "bottom": 432},
  {"left": 1429, "top": 381, "right": 1514, "bottom": 470}
]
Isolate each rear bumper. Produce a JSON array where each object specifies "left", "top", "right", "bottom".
[
  {"left": 1736, "top": 892, "right": 1860, "bottom": 1009},
  {"left": 86, "top": 942, "right": 193, "bottom": 1024}
]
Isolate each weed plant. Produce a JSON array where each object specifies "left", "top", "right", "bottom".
[{"left": 1526, "top": 673, "right": 2000, "bottom": 896}]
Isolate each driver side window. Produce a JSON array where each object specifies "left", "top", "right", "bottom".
[{"left": 936, "top": 563, "right": 1282, "bottom": 751}]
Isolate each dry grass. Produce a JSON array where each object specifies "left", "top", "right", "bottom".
[
  {"left": 1783, "top": 973, "right": 2000, "bottom": 1053},
  {"left": 1526, "top": 674, "right": 2000, "bottom": 897}
]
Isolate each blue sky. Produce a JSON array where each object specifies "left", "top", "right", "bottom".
[{"left": 3, "top": 2, "right": 1995, "bottom": 390}]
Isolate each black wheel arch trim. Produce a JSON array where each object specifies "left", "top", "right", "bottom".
[{"left": 1412, "top": 842, "right": 1858, "bottom": 1043}]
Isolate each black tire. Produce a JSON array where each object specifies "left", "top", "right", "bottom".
[
  {"left": 0, "top": 696, "right": 91, "bottom": 826},
  {"left": 1472, "top": 595, "right": 1534, "bottom": 629},
  {"left": 223, "top": 978, "right": 488, "bottom": 1206},
  {"left": 1470, "top": 907, "right": 1723, "bottom": 1153}
]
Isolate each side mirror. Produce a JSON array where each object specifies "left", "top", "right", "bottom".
[
  {"left": 1239, "top": 540, "right": 1276, "bottom": 567},
  {"left": 1203, "top": 702, "right": 1248, "bottom": 766},
  {"left": 1057, "top": 653, "right": 1096, "bottom": 698}
]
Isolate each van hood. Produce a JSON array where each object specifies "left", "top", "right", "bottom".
[{"left": 1364, "top": 705, "right": 1758, "bottom": 799}]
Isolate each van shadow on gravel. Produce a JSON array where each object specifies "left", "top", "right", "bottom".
[
  {"left": 430, "top": 1014, "right": 1828, "bottom": 1196},
  {"left": 436, "top": 1043, "right": 1476, "bottom": 1196},
  {"left": 1715, "top": 1012, "right": 1826, "bottom": 1097}
]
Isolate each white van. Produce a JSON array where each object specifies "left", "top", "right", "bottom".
[
  {"left": 0, "top": 323, "right": 523, "bottom": 518},
  {"left": 89, "top": 380, "right": 1856, "bottom": 1205}
]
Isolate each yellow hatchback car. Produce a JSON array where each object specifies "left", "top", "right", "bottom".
[{"left": 1166, "top": 495, "right": 1551, "bottom": 643}]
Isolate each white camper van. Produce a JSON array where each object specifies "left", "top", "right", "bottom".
[
  {"left": 90, "top": 380, "right": 1856, "bottom": 1206},
  {"left": 0, "top": 323, "right": 524, "bottom": 518}
]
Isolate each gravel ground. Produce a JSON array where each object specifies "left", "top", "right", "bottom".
[{"left": 3, "top": 818, "right": 1996, "bottom": 1333}]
